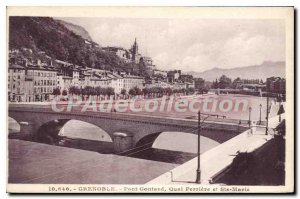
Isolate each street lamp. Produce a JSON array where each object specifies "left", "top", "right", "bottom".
[
  {"left": 259, "top": 104, "right": 262, "bottom": 125},
  {"left": 248, "top": 106, "right": 252, "bottom": 129},
  {"left": 195, "top": 111, "right": 211, "bottom": 184}
]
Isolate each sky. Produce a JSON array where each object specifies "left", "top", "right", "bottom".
[{"left": 59, "top": 17, "right": 285, "bottom": 73}]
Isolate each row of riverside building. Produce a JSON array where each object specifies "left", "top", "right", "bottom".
[
  {"left": 8, "top": 57, "right": 197, "bottom": 102},
  {"left": 8, "top": 55, "right": 144, "bottom": 102}
]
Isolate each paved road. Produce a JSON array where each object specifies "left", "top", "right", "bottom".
[{"left": 148, "top": 114, "right": 284, "bottom": 185}]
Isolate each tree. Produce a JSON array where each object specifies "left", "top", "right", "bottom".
[
  {"left": 181, "top": 88, "right": 187, "bottom": 95},
  {"left": 95, "top": 86, "right": 102, "bottom": 100},
  {"left": 219, "top": 75, "right": 232, "bottom": 89},
  {"left": 52, "top": 87, "right": 61, "bottom": 96},
  {"left": 142, "top": 88, "right": 150, "bottom": 98},
  {"left": 173, "top": 89, "right": 179, "bottom": 94},
  {"left": 129, "top": 88, "right": 137, "bottom": 96},
  {"left": 74, "top": 87, "right": 81, "bottom": 95},
  {"left": 157, "top": 87, "right": 164, "bottom": 97},
  {"left": 62, "top": 89, "right": 68, "bottom": 96},
  {"left": 187, "top": 87, "right": 195, "bottom": 94},
  {"left": 83, "top": 86, "right": 94, "bottom": 99},
  {"left": 120, "top": 89, "right": 127, "bottom": 99},
  {"left": 212, "top": 79, "right": 219, "bottom": 89},
  {"left": 134, "top": 87, "right": 142, "bottom": 96},
  {"left": 106, "top": 87, "right": 115, "bottom": 98},
  {"left": 232, "top": 77, "right": 241, "bottom": 89},
  {"left": 121, "top": 89, "right": 127, "bottom": 96},
  {"left": 68, "top": 86, "right": 77, "bottom": 95},
  {"left": 165, "top": 87, "right": 173, "bottom": 96}
]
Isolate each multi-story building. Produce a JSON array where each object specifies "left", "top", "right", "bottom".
[
  {"left": 145, "top": 80, "right": 172, "bottom": 89},
  {"left": 267, "top": 77, "right": 286, "bottom": 94},
  {"left": 90, "top": 76, "right": 112, "bottom": 88},
  {"left": 140, "top": 56, "right": 156, "bottom": 74},
  {"left": 78, "top": 68, "right": 93, "bottom": 88},
  {"left": 108, "top": 73, "right": 124, "bottom": 94},
  {"left": 167, "top": 70, "right": 181, "bottom": 83},
  {"left": 179, "top": 74, "right": 193, "bottom": 83},
  {"left": 8, "top": 64, "right": 26, "bottom": 102},
  {"left": 72, "top": 68, "right": 80, "bottom": 87},
  {"left": 122, "top": 74, "right": 145, "bottom": 92},
  {"left": 8, "top": 63, "right": 57, "bottom": 102},
  {"left": 153, "top": 69, "right": 167, "bottom": 77},
  {"left": 8, "top": 49, "right": 149, "bottom": 101},
  {"left": 31, "top": 67, "right": 57, "bottom": 101},
  {"left": 57, "top": 74, "right": 72, "bottom": 92}
]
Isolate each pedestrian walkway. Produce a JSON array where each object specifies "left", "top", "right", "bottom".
[{"left": 147, "top": 116, "right": 281, "bottom": 185}]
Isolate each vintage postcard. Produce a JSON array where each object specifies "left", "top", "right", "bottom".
[{"left": 6, "top": 6, "right": 294, "bottom": 193}]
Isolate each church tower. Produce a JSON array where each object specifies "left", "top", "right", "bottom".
[{"left": 131, "top": 38, "right": 139, "bottom": 62}]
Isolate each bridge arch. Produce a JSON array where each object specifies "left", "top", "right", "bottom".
[
  {"left": 134, "top": 129, "right": 227, "bottom": 153},
  {"left": 8, "top": 117, "right": 20, "bottom": 133},
  {"left": 36, "top": 119, "right": 113, "bottom": 144},
  {"left": 135, "top": 132, "right": 162, "bottom": 148}
]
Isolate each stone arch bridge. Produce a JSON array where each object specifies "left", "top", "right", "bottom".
[{"left": 9, "top": 105, "right": 248, "bottom": 152}]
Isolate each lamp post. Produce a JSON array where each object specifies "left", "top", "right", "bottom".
[
  {"left": 259, "top": 104, "right": 262, "bottom": 125},
  {"left": 266, "top": 93, "right": 269, "bottom": 135},
  {"left": 196, "top": 110, "right": 201, "bottom": 184},
  {"left": 248, "top": 106, "right": 252, "bottom": 129},
  {"left": 195, "top": 112, "right": 216, "bottom": 184}
]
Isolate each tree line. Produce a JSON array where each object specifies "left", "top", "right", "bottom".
[
  {"left": 211, "top": 75, "right": 263, "bottom": 89},
  {"left": 52, "top": 85, "right": 196, "bottom": 100}
]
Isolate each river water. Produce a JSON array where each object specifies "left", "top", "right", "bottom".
[
  {"left": 9, "top": 119, "right": 219, "bottom": 163},
  {"left": 9, "top": 118, "right": 221, "bottom": 183}
]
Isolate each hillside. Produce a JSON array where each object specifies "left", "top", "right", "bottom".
[
  {"left": 56, "top": 19, "right": 93, "bottom": 41},
  {"left": 189, "top": 61, "right": 285, "bottom": 81},
  {"left": 9, "top": 16, "right": 139, "bottom": 74}
]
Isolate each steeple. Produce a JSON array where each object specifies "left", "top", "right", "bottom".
[
  {"left": 131, "top": 37, "right": 139, "bottom": 61},
  {"left": 133, "top": 37, "right": 138, "bottom": 54}
]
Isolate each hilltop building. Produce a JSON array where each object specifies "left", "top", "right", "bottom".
[{"left": 102, "top": 47, "right": 132, "bottom": 63}]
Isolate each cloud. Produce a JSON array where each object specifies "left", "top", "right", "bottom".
[{"left": 59, "top": 18, "right": 285, "bottom": 72}]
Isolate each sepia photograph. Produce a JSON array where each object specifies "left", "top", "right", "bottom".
[{"left": 6, "top": 6, "right": 294, "bottom": 193}]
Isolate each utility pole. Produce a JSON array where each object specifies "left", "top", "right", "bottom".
[
  {"left": 196, "top": 110, "right": 201, "bottom": 184},
  {"left": 266, "top": 92, "right": 269, "bottom": 135}
]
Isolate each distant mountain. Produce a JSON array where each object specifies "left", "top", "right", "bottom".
[
  {"left": 56, "top": 19, "right": 93, "bottom": 41},
  {"left": 188, "top": 61, "right": 286, "bottom": 81}
]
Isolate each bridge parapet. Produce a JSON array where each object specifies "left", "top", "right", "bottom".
[{"left": 9, "top": 106, "right": 247, "bottom": 133}]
